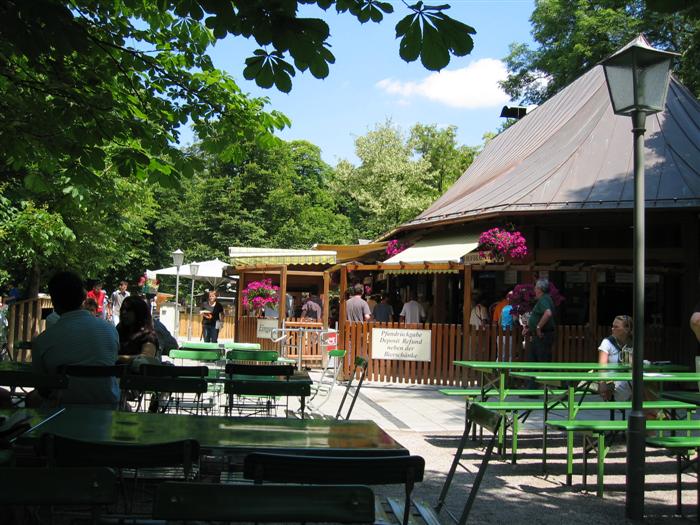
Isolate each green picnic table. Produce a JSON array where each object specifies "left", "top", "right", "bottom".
[
  {"left": 17, "top": 406, "right": 408, "bottom": 457},
  {"left": 511, "top": 370, "right": 700, "bottom": 485},
  {"left": 547, "top": 418, "right": 700, "bottom": 497}
]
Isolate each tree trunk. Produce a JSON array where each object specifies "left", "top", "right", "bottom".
[{"left": 27, "top": 260, "right": 41, "bottom": 298}]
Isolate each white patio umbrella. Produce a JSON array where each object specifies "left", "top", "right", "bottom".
[
  {"left": 154, "top": 258, "right": 234, "bottom": 287},
  {"left": 154, "top": 258, "right": 237, "bottom": 341}
]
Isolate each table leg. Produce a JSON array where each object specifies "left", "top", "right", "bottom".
[
  {"left": 512, "top": 412, "right": 518, "bottom": 464},
  {"left": 436, "top": 422, "right": 472, "bottom": 512},
  {"left": 542, "top": 386, "right": 549, "bottom": 474},
  {"left": 597, "top": 432, "right": 606, "bottom": 498},
  {"left": 566, "top": 384, "right": 575, "bottom": 486}
]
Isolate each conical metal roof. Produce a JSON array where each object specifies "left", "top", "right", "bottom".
[{"left": 402, "top": 65, "right": 700, "bottom": 230}]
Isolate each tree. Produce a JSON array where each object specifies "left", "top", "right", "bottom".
[
  {"left": 332, "top": 121, "right": 434, "bottom": 238},
  {"left": 408, "top": 124, "right": 478, "bottom": 194},
  {"left": 1, "top": 0, "right": 476, "bottom": 197},
  {"left": 501, "top": 0, "right": 700, "bottom": 105}
]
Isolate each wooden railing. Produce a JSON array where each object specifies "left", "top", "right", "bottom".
[
  {"left": 176, "top": 311, "right": 235, "bottom": 341},
  {"left": 6, "top": 297, "right": 53, "bottom": 361},
  {"left": 340, "top": 322, "right": 686, "bottom": 386},
  {"left": 236, "top": 317, "right": 325, "bottom": 367}
]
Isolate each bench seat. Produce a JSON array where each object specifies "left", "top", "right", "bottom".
[
  {"left": 547, "top": 419, "right": 700, "bottom": 498},
  {"left": 475, "top": 400, "right": 695, "bottom": 464},
  {"left": 439, "top": 388, "right": 569, "bottom": 398}
]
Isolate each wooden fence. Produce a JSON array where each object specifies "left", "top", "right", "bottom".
[
  {"left": 175, "top": 310, "right": 235, "bottom": 341},
  {"left": 340, "top": 322, "right": 685, "bottom": 386}
]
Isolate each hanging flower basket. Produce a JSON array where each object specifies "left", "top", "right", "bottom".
[
  {"left": 478, "top": 227, "right": 528, "bottom": 261},
  {"left": 241, "top": 278, "right": 279, "bottom": 315},
  {"left": 385, "top": 239, "right": 410, "bottom": 259}
]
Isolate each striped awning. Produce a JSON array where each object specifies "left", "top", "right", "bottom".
[{"left": 228, "top": 247, "right": 336, "bottom": 267}]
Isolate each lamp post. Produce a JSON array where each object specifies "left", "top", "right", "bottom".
[
  {"left": 601, "top": 35, "right": 677, "bottom": 520},
  {"left": 171, "top": 248, "right": 185, "bottom": 340},
  {"left": 188, "top": 262, "right": 199, "bottom": 341}
]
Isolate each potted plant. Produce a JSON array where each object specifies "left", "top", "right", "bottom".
[
  {"left": 478, "top": 227, "right": 528, "bottom": 261},
  {"left": 241, "top": 278, "right": 280, "bottom": 317},
  {"left": 385, "top": 239, "right": 409, "bottom": 259}
]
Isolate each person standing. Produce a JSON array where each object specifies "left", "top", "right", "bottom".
[
  {"left": 400, "top": 293, "right": 426, "bottom": 325},
  {"left": 200, "top": 291, "right": 224, "bottom": 342},
  {"left": 524, "top": 279, "right": 556, "bottom": 362},
  {"left": 498, "top": 291, "right": 515, "bottom": 361},
  {"left": 372, "top": 295, "right": 394, "bottom": 323},
  {"left": 86, "top": 281, "right": 106, "bottom": 319},
  {"left": 301, "top": 293, "right": 322, "bottom": 320},
  {"left": 109, "top": 281, "right": 130, "bottom": 326},
  {"left": 346, "top": 284, "right": 370, "bottom": 322}
]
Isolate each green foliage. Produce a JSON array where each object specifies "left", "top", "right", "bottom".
[
  {"left": 501, "top": 0, "right": 700, "bottom": 104},
  {"left": 332, "top": 120, "right": 476, "bottom": 238},
  {"left": 408, "top": 124, "right": 478, "bottom": 194}
]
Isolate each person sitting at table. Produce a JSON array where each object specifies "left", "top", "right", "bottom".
[
  {"left": 598, "top": 314, "right": 634, "bottom": 401},
  {"left": 32, "top": 271, "right": 120, "bottom": 407},
  {"left": 117, "top": 295, "right": 160, "bottom": 367},
  {"left": 598, "top": 314, "right": 659, "bottom": 417}
]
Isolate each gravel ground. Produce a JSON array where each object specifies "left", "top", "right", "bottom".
[{"left": 308, "top": 376, "right": 699, "bottom": 524}]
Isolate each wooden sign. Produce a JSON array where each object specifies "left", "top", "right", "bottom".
[
  {"left": 256, "top": 318, "right": 278, "bottom": 339},
  {"left": 371, "top": 328, "right": 431, "bottom": 362}
]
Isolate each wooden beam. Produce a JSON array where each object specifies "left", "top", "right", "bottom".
[
  {"left": 322, "top": 271, "right": 330, "bottom": 330},
  {"left": 463, "top": 265, "right": 472, "bottom": 358},
  {"left": 279, "top": 266, "right": 287, "bottom": 322},
  {"left": 588, "top": 269, "right": 598, "bottom": 328},
  {"left": 339, "top": 265, "right": 348, "bottom": 343}
]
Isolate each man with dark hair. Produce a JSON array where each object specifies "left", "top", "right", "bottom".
[
  {"left": 33, "top": 271, "right": 120, "bottom": 407},
  {"left": 346, "top": 283, "right": 370, "bottom": 322},
  {"left": 108, "top": 280, "right": 130, "bottom": 326}
]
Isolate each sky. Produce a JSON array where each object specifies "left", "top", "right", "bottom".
[{"left": 183, "top": 0, "right": 536, "bottom": 165}]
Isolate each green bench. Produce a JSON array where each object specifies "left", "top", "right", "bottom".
[
  {"left": 439, "top": 388, "right": 569, "bottom": 398},
  {"left": 646, "top": 436, "right": 700, "bottom": 520},
  {"left": 477, "top": 399, "right": 695, "bottom": 463},
  {"left": 547, "top": 418, "right": 700, "bottom": 497}
]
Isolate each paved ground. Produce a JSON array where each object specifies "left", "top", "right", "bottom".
[{"left": 306, "top": 375, "right": 699, "bottom": 524}]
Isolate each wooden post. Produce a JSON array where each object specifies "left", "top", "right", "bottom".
[
  {"left": 322, "top": 271, "right": 330, "bottom": 330},
  {"left": 463, "top": 265, "right": 472, "bottom": 359},
  {"left": 279, "top": 266, "right": 287, "bottom": 321},
  {"left": 681, "top": 214, "right": 699, "bottom": 366},
  {"left": 339, "top": 265, "right": 348, "bottom": 350},
  {"left": 588, "top": 269, "right": 598, "bottom": 344},
  {"left": 235, "top": 270, "right": 244, "bottom": 342}
]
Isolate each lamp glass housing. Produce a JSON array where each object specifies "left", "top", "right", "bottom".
[
  {"left": 171, "top": 248, "right": 185, "bottom": 267},
  {"left": 602, "top": 43, "right": 674, "bottom": 116},
  {"left": 189, "top": 263, "right": 200, "bottom": 276}
]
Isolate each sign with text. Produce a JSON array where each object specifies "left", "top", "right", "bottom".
[
  {"left": 256, "top": 319, "right": 278, "bottom": 340},
  {"left": 371, "top": 328, "right": 431, "bottom": 362}
]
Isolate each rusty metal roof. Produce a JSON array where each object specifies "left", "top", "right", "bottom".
[{"left": 400, "top": 66, "right": 700, "bottom": 231}]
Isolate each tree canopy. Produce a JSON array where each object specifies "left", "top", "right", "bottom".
[{"left": 501, "top": 0, "right": 700, "bottom": 105}]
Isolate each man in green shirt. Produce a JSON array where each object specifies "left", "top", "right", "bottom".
[{"left": 525, "top": 278, "right": 556, "bottom": 363}]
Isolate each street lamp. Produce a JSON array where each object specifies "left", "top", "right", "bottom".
[
  {"left": 601, "top": 35, "right": 677, "bottom": 520},
  {"left": 171, "top": 248, "right": 185, "bottom": 340},
  {"left": 188, "top": 262, "right": 200, "bottom": 341}
]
